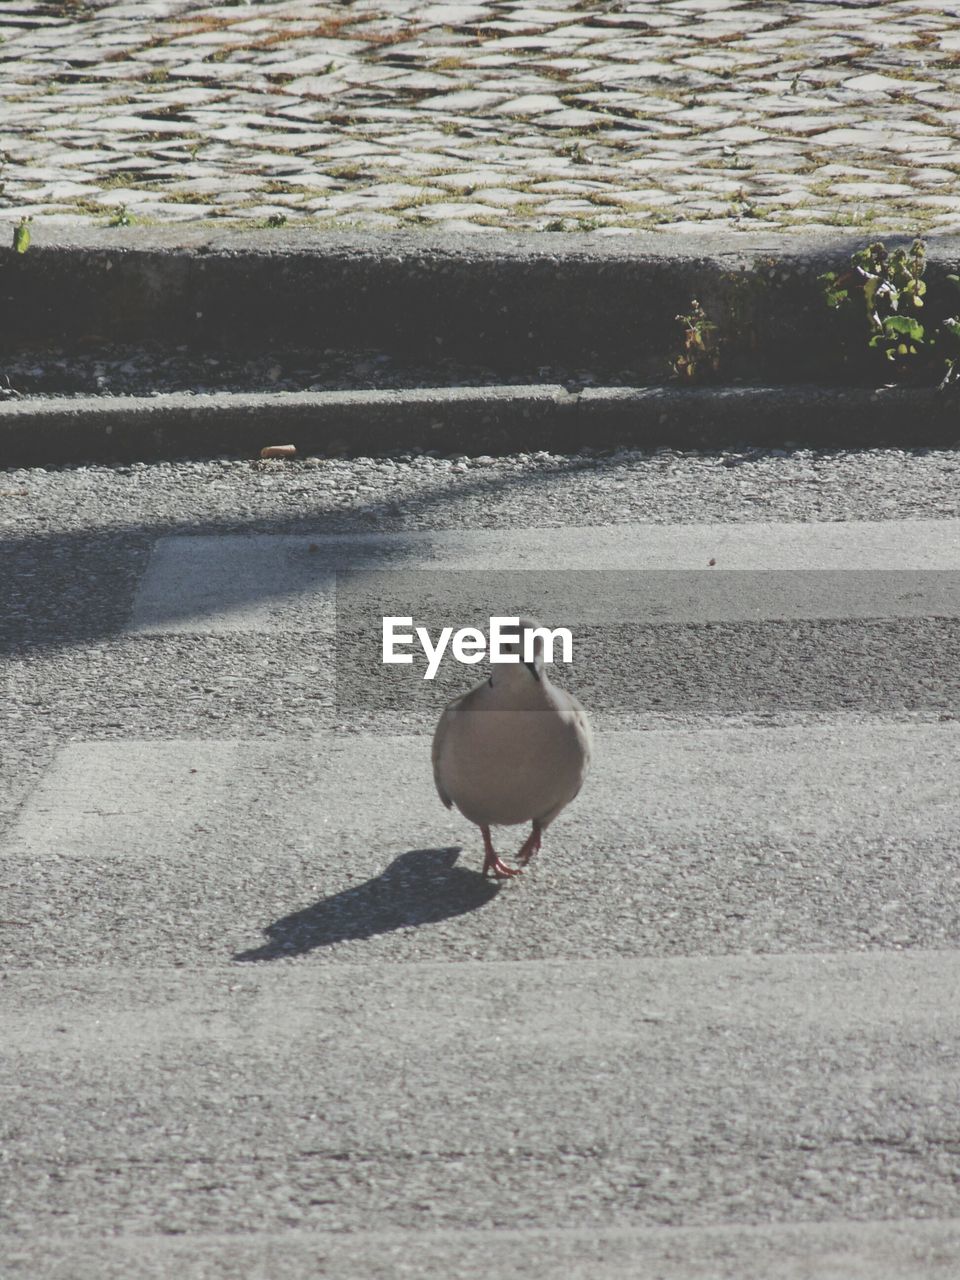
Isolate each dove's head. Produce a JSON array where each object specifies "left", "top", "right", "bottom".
[{"left": 491, "top": 615, "right": 546, "bottom": 684}]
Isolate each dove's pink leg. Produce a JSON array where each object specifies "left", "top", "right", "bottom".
[
  {"left": 516, "top": 820, "right": 542, "bottom": 867},
  {"left": 481, "top": 825, "right": 522, "bottom": 879}
]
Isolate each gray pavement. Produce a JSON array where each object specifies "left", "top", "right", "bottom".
[
  {"left": 4, "top": 452, "right": 960, "bottom": 1273},
  {"left": 2, "top": 1, "right": 959, "bottom": 237}
]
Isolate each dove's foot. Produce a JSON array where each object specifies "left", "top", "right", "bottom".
[
  {"left": 516, "top": 820, "right": 542, "bottom": 867},
  {"left": 481, "top": 825, "right": 523, "bottom": 879}
]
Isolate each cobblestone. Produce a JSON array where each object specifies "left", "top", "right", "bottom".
[{"left": 0, "top": 0, "right": 959, "bottom": 236}]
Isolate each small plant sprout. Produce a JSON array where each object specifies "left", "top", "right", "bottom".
[
  {"left": 12, "top": 216, "right": 31, "bottom": 253},
  {"left": 673, "top": 299, "right": 721, "bottom": 382},
  {"left": 939, "top": 281, "right": 960, "bottom": 388},
  {"left": 265, "top": 212, "right": 287, "bottom": 228},
  {"left": 820, "top": 239, "right": 960, "bottom": 386},
  {"left": 108, "top": 204, "right": 135, "bottom": 227}
]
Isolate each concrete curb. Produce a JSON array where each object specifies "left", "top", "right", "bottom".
[
  {"left": 2, "top": 385, "right": 958, "bottom": 466},
  {"left": 3, "top": 232, "right": 960, "bottom": 462},
  {"left": 4, "top": 229, "right": 960, "bottom": 383}
]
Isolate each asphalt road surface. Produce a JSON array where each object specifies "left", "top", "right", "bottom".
[{"left": 3, "top": 450, "right": 960, "bottom": 1278}]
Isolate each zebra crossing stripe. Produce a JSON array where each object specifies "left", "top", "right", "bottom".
[
  {"left": 8, "top": 724, "right": 959, "bottom": 862},
  {"left": 130, "top": 521, "right": 960, "bottom": 633}
]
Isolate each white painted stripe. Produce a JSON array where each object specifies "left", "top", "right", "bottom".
[
  {"left": 129, "top": 535, "right": 337, "bottom": 632},
  {"left": 129, "top": 522, "right": 960, "bottom": 633},
  {"left": 6, "top": 1219, "right": 960, "bottom": 1280},
  {"left": 5, "top": 951, "right": 960, "bottom": 1040},
  {"left": 8, "top": 724, "right": 960, "bottom": 861},
  {"left": 3, "top": 952, "right": 960, "bottom": 1262}
]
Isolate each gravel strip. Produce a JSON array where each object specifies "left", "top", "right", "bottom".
[{"left": 4, "top": 445, "right": 960, "bottom": 539}]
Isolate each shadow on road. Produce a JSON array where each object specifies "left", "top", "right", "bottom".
[
  {"left": 234, "top": 845, "right": 498, "bottom": 961},
  {"left": 0, "top": 453, "right": 607, "bottom": 658}
]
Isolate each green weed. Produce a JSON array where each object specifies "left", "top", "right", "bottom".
[
  {"left": 820, "top": 238, "right": 960, "bottom": 385},
  {"left": 12, "top": 216, "right": 31, "bottom": 253},
  {"left": 107, "top": 204, "right": 135, "bottom": 227},
  {"left": 673, "top": 299, "right": 721, "bottom": 382}
]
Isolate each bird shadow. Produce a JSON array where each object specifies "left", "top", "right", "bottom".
[{"left": 233, "top": 845, "right": 499, "bottom": 962}]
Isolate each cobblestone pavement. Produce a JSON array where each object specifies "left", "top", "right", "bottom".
[{"left": 2, "top": 0, "right": 960, "bottom": 236}]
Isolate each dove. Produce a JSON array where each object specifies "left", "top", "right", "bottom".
[{"left": 432, "top": 617, "right": 592, "bottom": 878}]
